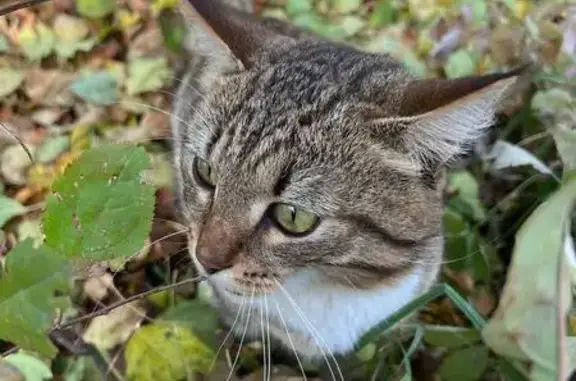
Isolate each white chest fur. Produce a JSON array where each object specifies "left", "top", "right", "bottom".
[{"left": 207, "top": 268, "right": 423, "bottom": 360}]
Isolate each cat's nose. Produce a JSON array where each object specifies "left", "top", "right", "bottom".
[{"left": 196, "top": 246, "right": 236, "bottom": 274}]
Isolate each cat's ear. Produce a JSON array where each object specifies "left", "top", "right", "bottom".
[
  {"left": 377, "top": 66, "right": 528, "bottom": 166},
  {"left": 180, "top": 0, "right": 288, "bottom": 70}
]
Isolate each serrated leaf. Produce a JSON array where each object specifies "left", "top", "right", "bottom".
[
  {"left": 76, "top": 0, "right": 116, "bottom": 19},
  {"left": 483, "top": 175, "right": 576, "bottom": 378},
  {"left": 126, "top": 58, "right": 172, "bottom": 95},
  {"left": 125, "top": 322, "right": 215, "bottom": 381},
  {"left": 438, "top": 345, "right": 489, "bottom": 381},
  {"left": 17, "top": 22, "right": 56, "bottom": 61},
  {"left": 4, "top": 352, "right": 52, "bottom": 381},
  {"left": 0, "top": 195, "right": 26, "bottom": 228},
  {"left": 0, "top": 239, "right": 71, "bottom": 358},
  {"left": 43, "top": 145, "right": 155, "bottom": 261},
  {"left": 71, "top": 71, "right": 118, "bottom": 106},
  {"left": 0, "top": 68, "right": 25, "bottom": 98}
]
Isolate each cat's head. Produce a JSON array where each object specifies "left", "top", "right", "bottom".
[{"left": 172, "top": 0, "right": 523, "bottom": 297}]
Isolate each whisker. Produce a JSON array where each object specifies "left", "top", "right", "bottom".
[
  {"left": 273, "top": 298, "right": 308, "bottom": 381},
  {"left": 260, "top": 291, "right": 267, "bottom": 381},
  {"left": 264, "top": 294, "right": 272, "bottom": 381},
  {"left": 210, "top": 296, "right": 246, "bottom": 370},
  {"left": 225, "top": 288, "right": 255, "bottom": 381},
  {"left": 274, "top": 279, "right": 345, "bottom": 381}
]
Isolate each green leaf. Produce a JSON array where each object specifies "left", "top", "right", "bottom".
[
  {"left": 0, "top": 239, "right": 71, "bottom": 358},
  {"left": 76, "top": 0, "right": 116, "bottom": 19},
  {"left": 159, "top": 300, "right": 220, "bottom": 349},
  {"left": 0, "top": 35, "right": 10, "bottom": 53},
  {"left": 125, "top": 322, "right": 216, "bottom": 380},
  {"left": 552, "top": 125, "right": 576, "bottom": 174},
  {"left": 438, "top": 345, "right": 489, "bottom": 381},
  {"left": 423, "top": 325, "right": 481, "bottom": 349},
  {"left": 71, "top": 71, "right": 118, "bottom": 106},
  {"left": 43, "top": 145, "right": 155, "bottom": 261},
  {"left": 126, "top": 58, "right": 172, "bottom": 96},
  {"left": 35, "top": 136, "right": 70, "bottom": 163},
  {"left": 369, "top": 1, "right": 398, "bottom": 27},
  {"left": 286, "top": 0, "right": 313, "bottom": 15},
  {"left": 445, "top": 50, "right": 476, "bottom": 78},
  {"left": 364, "top": 34, "right": 426, "bottom": 77},
  {"left": 0, "top": 195, "right": 26, "bottom": 228},
  {"left": 446, "top": 171, "right": 487, "bottom": 221},
  {"left": 330, "top": 0, "right": 363, "bottom": 13},
  {"left": 18, "top": 22, "right": 56, "bottom": 61},
  {"left": 4, "top": 352, "right": 53, "bottom": 381},
  {"left": 0, "top": 68, "right": 25, "bottom": 98},
  {"left": 483, "top": 175, "right": 576, "bottom": 379}
]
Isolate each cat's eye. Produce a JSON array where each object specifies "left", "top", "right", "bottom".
[
  {"left": 270, "top": 203, "right": 319, "bottom": 236},
  {"left": 193, "top": 158, "right": 217, "bottom": 189}
]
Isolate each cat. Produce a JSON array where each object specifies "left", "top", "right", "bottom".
[{"left": 170, "top": 0, "right": 524, "bottom": 362}]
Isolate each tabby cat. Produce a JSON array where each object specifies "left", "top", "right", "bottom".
[{"left": 171, "top": 0, "right": 523, "bottom": 361}]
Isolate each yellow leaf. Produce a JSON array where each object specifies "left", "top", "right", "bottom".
[
  {"left": 125, "top": 322, "right": 215, "bottom": 381},
  {"left": 514, "top": 0, "right": 531, "bottom": 20},
  {"left": 151, "top": 0, "right": 180, "bottom": 15},
  {"left": 117, "top": 10, "right": 141, "bottom": 31}
]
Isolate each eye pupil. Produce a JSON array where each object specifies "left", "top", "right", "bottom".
[
  {"left": 194, "top": 157, "right": 217, "bottom": 189},
  {"left": 270, "top": 203, "right": 319, "bottom": 236}
]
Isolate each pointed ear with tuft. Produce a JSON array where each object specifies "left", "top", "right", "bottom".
[
  {"left": 179, "top": 0, "right": 288, "bottom": 71},
  {"left": 379, "top": 66, "right": 529, "bottom": 167}
]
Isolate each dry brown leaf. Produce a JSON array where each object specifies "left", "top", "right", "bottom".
[
  {"left": 83, "top": 301, "right": 146, "bottom": 351},
  {"left": 83, "top": 273, "right": 114, "bottom": 302},
  {"left": 24, "top": 69, "right": 75, "bottom": 106},
  {"left": 1, "top": 144, "right": 35, "bottom": 185}
]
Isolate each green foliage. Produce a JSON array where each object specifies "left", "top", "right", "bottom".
[
  {"left": 0, "top": 144, "right": 155, "bottom": 358},
  {"left": 0, "top": 68, "right": 25, "bottom": 98},
  {"left": 70, "top": 72, "right": 119, "bottom": 106},
  {"left": 483, "top": 174, "right": 576, "bottom": 380},
  {"left": 0, "top": 196, "right": 26, "bottom": 228},
  {"left": 126, "top": 58, "right": 172, "bottom": 96},
  {"left": 125, "top": 322, "right": 215, "bottom": 380},
  {"left": 3, "top": 352, "right": 53, "bottom": 381},
  {"left": 43, "top": 145, "right": 155, "bottom": 260},
  {"left": 76, "top": 0, "right": 116, "bottom": 19},
  {"left": 0, "top": 240, "right": 71, "bottom": 357},
  {"left": 438, "top": 345, "right": 489, "bottom": 381}
]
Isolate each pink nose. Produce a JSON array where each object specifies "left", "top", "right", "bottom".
[{"left": 195, "top": 219, "right": 242, "bottom": 274}]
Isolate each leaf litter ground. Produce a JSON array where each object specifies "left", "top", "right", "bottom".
[{"left": 1, "top": 0, "right": 576, "bottom": 380}]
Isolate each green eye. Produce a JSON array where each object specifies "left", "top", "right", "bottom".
[
  {"left": 271, "top": 203, "right": 319, "bottom": 236},
  {"left": 194, "top": 158, "right": 217, "bottom": 189}
]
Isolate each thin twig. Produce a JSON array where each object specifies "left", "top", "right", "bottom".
[
  {"left": 54, "top": 275, "right": 205, "bottom": 330},
  {"left": 0, "top": 123, "right": 34, "bottom": 164},
  {"left": 0, "top": 0, "right": 50, "bottom": 16}
]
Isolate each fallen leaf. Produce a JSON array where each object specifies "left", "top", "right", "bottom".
[
  {"left": 125, "top": 322, "right": 216, "bottom": 380},
  {"left": 486, "top": 140, "right": 554, "bottom": 176},
  {"left": 1, "top": 144, "right": 36, "bottom": 185},
  {"left": 82, "top": 273, "right": 114, "bottom": 302},
  {"left": 0, "top": 195, "right": 26, "bottom": 228},
  {"left": 17, "top": 22, "right": 56, "bottom": 61},
  {"left": 83, "top": 301, "right": 145, "bottom": 350},
  {"left": 24, "top": 69, "right": 75, "bottom": 106},
  {"left": 76, "top": 0, "right": 116, "bottom": 19},
  {"left": 126, "top": 57, "right": 172, "bottom": 95},
  {"left": 71, "top": 71, "right": 119, "bottom": 106},
  {"left": 0, "top": 68, "right": 24, "bottom": 99},
  {"left": 4, "top": 352, "right": 52, "bottom": 381}
]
